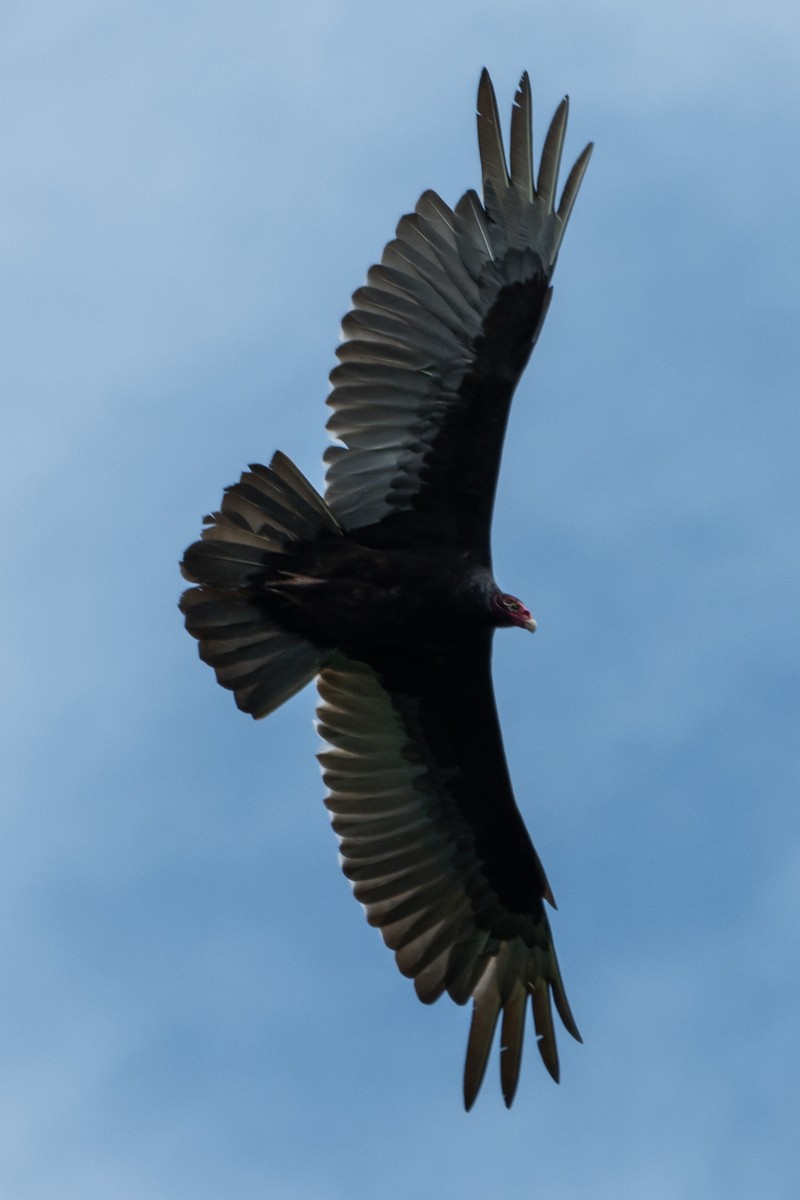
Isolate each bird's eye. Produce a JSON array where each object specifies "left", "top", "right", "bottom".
[{"left": 503, "top": 597, "right": 520, "bottom": 611}]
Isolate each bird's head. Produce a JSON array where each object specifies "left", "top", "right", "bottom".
[{"left": 491, "top": 591, "right": 537, "bottom": 632}]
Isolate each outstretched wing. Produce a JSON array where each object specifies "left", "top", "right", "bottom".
[
  {"left": 316, "top": 644, "right": 580, "bottom": 1109},
  {"left": 324, "top": 70, "right": 592, "bottom": 562}
]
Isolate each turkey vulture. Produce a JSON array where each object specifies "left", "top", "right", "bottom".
[{"left": 180, "top": 69, "right": 592, "bottom": 1109}]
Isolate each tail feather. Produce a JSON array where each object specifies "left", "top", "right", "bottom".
[
  {"left": 268, "top": 451, "right": 342, "bottom": 531},
  {"left": 180, "top": 589, "right": 322, "bottom": 718},
  {"left": 181, "top": 452, "right": 338, "bottom": 718}
]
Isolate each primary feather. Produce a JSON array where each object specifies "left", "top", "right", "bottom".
[{"left": 181, "top": 69, "right": 592, "bottom": 1109}]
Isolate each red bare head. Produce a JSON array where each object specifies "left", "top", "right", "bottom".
[{"left": 491, "top": 591, "right": 537, "bottom": 632}]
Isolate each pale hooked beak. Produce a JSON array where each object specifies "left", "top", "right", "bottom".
[{"left": 523, "top": 616, "right": 537, "bottom": 632}]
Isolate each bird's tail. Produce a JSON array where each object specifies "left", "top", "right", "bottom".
[{"left": 180, "top": 451, "right": 342, "bottom": 719}]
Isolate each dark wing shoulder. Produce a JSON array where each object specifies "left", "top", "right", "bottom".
[
  {"left": 324, "top": 70, "right": 592, "bottom": 559},
  {"left": 316, "top": 643, "right": 580, "bottom": 1109}
]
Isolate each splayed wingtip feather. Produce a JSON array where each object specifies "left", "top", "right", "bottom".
[
  {"left": 537, "top": 98, "right": 568, "bottom": 212},
  {"left": 476, "top": 69, "right": 509, "bottom": 202},
  {"left": 509, "top": 70, "right": 533, "bottom": 202}
]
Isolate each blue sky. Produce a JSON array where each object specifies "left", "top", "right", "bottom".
[{"left": 2, "top": 1, "right": 798, "bottom": 1196}]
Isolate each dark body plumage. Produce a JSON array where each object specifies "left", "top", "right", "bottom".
[{"left": 181, "top": 70, "right": 592, "bottom": 1109}]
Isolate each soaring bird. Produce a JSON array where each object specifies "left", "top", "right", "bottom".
[{"left": 180, "top": 69, "right": 592, "bottom": 1109}]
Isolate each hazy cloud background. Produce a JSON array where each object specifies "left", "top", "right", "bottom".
[{"left": 2, "top": 2, "right": 798, "bottom": 1196}]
